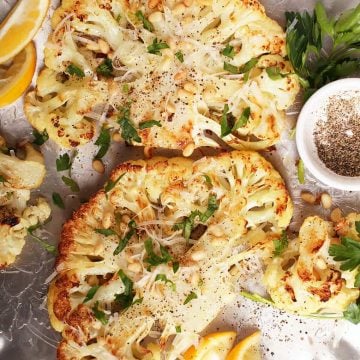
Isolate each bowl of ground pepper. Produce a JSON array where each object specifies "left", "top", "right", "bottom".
[{"left": 296, "top": 78, "right": 360, "bottom": 191}]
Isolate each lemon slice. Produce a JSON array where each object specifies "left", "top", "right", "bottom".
[
  {"left": 0, "top": 42, "right": 36, "bottom": 107},
  {"left": 183, "top": 331, "right": 237, "bottom": 360},
  {"left": 226, "top": 331, "right": 262, "bottom": 360},
  {"left": 0, "top": 0, "right": 49, "bottom": 63}
]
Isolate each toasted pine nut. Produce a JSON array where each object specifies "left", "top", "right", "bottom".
[
  {"left": 166, "top": 102, "right": 176, "bottom": 113},
  {"left": 211, "top": 237, "right": 225, "bottom": 246},
  {"left": 128, "top": 262, "right": 142, "bottom": 273},
  {"left": 112, "top": 132, "right": 122, "bottom": 142},
  {"left": 178, "top": 89, "right": 192, "bottom": 100},
  {"left": 86, "top": 42, "right": 100, "bottom": 51},
  {"left": 211, "top": 226, "right": 224, "bottom": 237},
  {"left": 98, "top": 39, "right": 110, "bottom": 54},
  {"left": 148, "top": 0, "right": 160, "bottom": 9},
  {"left": 102, "top": 211, "right": 113, "bottom": 229},
  {"left": 87, "top": 275, "right": 99, "bottom": 286},
  {"left": 174, "top": 70, "right": 187, "bottom": 81},
  {"left": 184, "top": 0, "right": 193, "bottom": 6},
  {"left": 315, "top": 258, "right": 327, "bottom": 270},
  {"left": 300, "top": 191, "right": 316, "bottom": 204},
  {"left": 144, "top": 146, "right": 153, "bottom": 159},
  {"left": 173, "top": 3, "right": 186, "bottom": 14},
  {"left": 148, "top": 11, "right": 162, "bottom": 22},
  {"left": 330, "top": 208, "right": 342, "bottom": 223},
  {"left": 184, "top": 82, "right": 197, "bottom": 94},
  {"left": 92, "top": 159, "right": 105, "bottom": 174},
  {"left": 183, "top": 142, "right": 195, "bottom": 157},
  {"left": 191, "top": 249, "right": 206, "bottom": 261},
  {"left": 320, "top": 193, "right": 332, "bottom": 209}
]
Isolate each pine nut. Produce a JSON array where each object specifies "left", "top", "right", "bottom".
[
  {"left": 148, "top": 11, "right": 162, "bottom": 22},
  {"left": 166, "top": 102, "right": 176, "bottom": 113},
  {"left": 102, "top": 211, "right": 113, "bottom": 229},
  {"left": 315, "top": 258, "right": 327, "bottom": 270},
  {"left": 183, "top": 142, "right": 195, "bottom": 157},
  {"left": 148, "top": 0, "right": 160, "bottom": 9},
  {"left": 112, "top": 132, "right": 122, "bottom": 142},
  {"left": 173, "top": 3, "right": 186, "bottom": 14},
  {"left": 300, "top": 191, "right": 316, "bottom": 204},
  {"left": 191, "top": 249, "right": 206, "bottom": 261},
  {"left": 211, "top": 226, "right": 224, "bottom": 237},
  {"left": 174, "top": 70, "right": 187, "bottom": 81},
  {"left": 330, "top": 208, "right": 342, "bottom": 223},
  {"left": 320, "top": 193, "right": 332, "bottom": 209},
  {"left": 183, "top": 0, "right": 193, "bottom": 6},
  {"left": 86, "top": 42, "right": 100, "bottom": 51},
  {"left": 128, "top": 262, "right": 142, "bottom": 273},
  {"left": 98, "top": 39, "right": 110, "bottom": 54},
  {"left": 178, "top": 89, "right": 192, "bottom": 100},
  {"left": 87, "top": 275, "right": 99, "bottom": 286},
  {"left": 184, "top": 82, "right": 197, "bottom": 94},
  {"left": 92, "top": 159, "right": 105, "bottom": 174}
]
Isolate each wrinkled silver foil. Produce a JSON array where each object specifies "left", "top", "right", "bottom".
[{"left": 0, "top": 1, "right": 359, "bottom": 359}]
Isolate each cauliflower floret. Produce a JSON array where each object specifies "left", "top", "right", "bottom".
[{"left": 0, "top": 140, "right": 51, "bottom": 267}]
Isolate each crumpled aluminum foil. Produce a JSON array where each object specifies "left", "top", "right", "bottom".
[{"left": 0, "top": 0, "right": 359, "bottom": 359}]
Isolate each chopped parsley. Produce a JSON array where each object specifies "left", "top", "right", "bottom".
[
  {"left": 113, "top": 220, "right": 137, "bottom": 255},
  {"left": 144, "top": 238, "right": 173, "bottom": 267},
  {"left": 0, "top": 175, "right": 5, "bottom": 183},
  {"left": 329, "top": 236, "right": 360, "bottom": 271},
  {"left": 223, "top": 61, "right": 239, "bottom": 74},
  {"left": 266, "top": 66, "right": 287, "bottom": 80},
  {"left": 175, "top": 51, "right": 184, "bottom": 63},
  {"left": 155, "top": 274, "right": 176, "bottom": 291},
  {"left": 232, "top": 107, "right": 251, "bottom": 130},
  {"left": 83, "top": 285, "right": 100, "bottom": 303},
  {"left": 117, "top": 104, "right": 141, "bottom": 143},
  {"left": 94, "top": 126, "right": 111, "bottom": 159},
  {"left": 96, "top": 58, "right": 113, "bottom": 77},
  {"left": 147, "top": 38, "right": 169, "bottom": 55},
  {"left": 172, "top": 261, "right": 180, "bottom": 273},
  {"left": 122, "top": 83, "right": 130, "bottom": 93},
  {"left": 343, "top": 303, "right": 360, "bottom": 324},
  {"left": 104, "top": 173, "right": 126, "bottom": 194},
  {"left": 220, "top": 104, "right": 232, "bottom": 137},
  {"left": 221, "top": 44, "right": 235, "bottom": 59},
  {"left": 175, "top": 325, "right": 182, "bottom": 333},
  {"left": 184, "top": 291, "right": 197, "bottom": 305},
  {"left": 66, "top": 64, "right": 85, "bottom": 78},
  {"left": 92, "top": 301, "right": 108, "bottom": 325},
  {"left": 202, "top": 174, "right": 212, "bottom": 188},
  {"left": 135, "top": 10, "right": 154, "bottom": 32},
  {"left": 273, "top": 230, "right": 289, "bottom": 257},
  {"left": 27, "top": 223, "right": 57, "bottom": 255},
  {"left": 139, "top": 120, "right": 162, "bottom": 129},
  {"left": 56, "top": 153, "right": 71, "bottom": 171},
  {"left": 62, "top": 176, "right": 80, "bottom": 192},
  {"left": 52, "top": 192, "right": 65, "bottom": 209},
  {"left": 32, "top": 128, "right": 49, "bottom": 145},
  {"left": 297, "top": 159, "right": 305, "bottom": 184},
  {"left": 355, "top": 221, "right": 360, "bottom": 234},
  {"left": 114, "top": 269, "right": 135, "bottom": 310},
  {"left": 238, "top": 58, "right": 259, "bottom": 74},
  {"left": 355, "top": 272, "right": 360, "bottom": 288},
  {"left": 95, "top": 228, "right": 117, "bottom": 236}
]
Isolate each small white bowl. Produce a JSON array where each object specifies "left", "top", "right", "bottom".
[{"left": 296, "top": 78, "right": 360, "bottom": 191}]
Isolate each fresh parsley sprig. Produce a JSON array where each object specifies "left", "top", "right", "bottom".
[
  {"left": 117, "top": 104, "right": 141, "bottom": 143},
  {"left": 52, "top": 192, "right": 65, "bottom": 209},
  {"left": 27, "top": 222, "right": 57, "bottom": 255},
  {"left": 32, "top": 129, "right": 49, "bottom": 145},
  {"left": 96, "top": 58, "right": 113, "bottom": 77},
  {"left": 221, "top": 44, "right": 235, "bottom": 59},
  {"left": 56, "top": 153, "right": 71, "bottom": 171},
  {"left": 83, "top": 285, "right": 100, "bottom": 303},
  {"left": 92, "top": 301, "right": 108, "bottom": 325},
  {"left": 273, "top": 230, "right": 289, "bottom": 257},
  {"left": 343, "top": 302, "right": 360, "bottom": 324},
  {"left": 144, "top": 238, "right": 173, "bottom": 267},
  {"left": 104, "top": 173, "right": 126, "bottom": 194},
  {"left": 184, "top": 291, "right": 197, "bottom": 305},
  {"left": 135, "top": 10, "right": 154, "bottom": 32},
  {"left": 147, "top": 38, "right": 169, "bottom": 55},
  {"left": 66, "top": 64, "right": 85, "bottom": 78},
  {"left": 113, "top": 220, "right": 137, "bottom": 255},
  {"left": 155, "top": 274, "right": 176, "bottom": 291},
  {"left": 139, "top": 120, "right": 162, "bottom": 129},
  {"left": 94, "top": 126, "right": 111, "bottom": 159}
]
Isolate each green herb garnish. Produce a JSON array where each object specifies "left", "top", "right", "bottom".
[
  {"left": 66, "top": 64, "right": 85, "bottom": 78},
  {"left": 92, "top": 301, "right": 108, "bottom": 325},
  {"left": 94, "top": 126, "right": 111, "bottom": 159},
  {"left": 114, "top": 269, "right": 135, "bottom": 310},
  {"left": 83, "top": 285, "right": 100, "bottom": 303},
  {"left": 32, "top": 129, "right": 49, "bottom": 145},
  {"left": 96, "top": 58, "right": 113, "bottom": 77},
  {"left": 175, "top": 51, "right": 184, "bottom": 63},
  {"left": 52, "top": 192, "right": 65, "bottom": 209},
  {"left": 238, "top": 58, "right": 259, "bottom": 74},
  {"left": 62, "top": 176, "right": 80, "bottom": 192},
  {"left": 273, "top": 230, "right": 289, "bottom": 257},
  {"left": 329, "top": 237, "right": 360, "bottom": 271},
  {"left": 220, "top": 104, "right": 232, "bottom": 137},
  {"left": 122, "top": 83, "right": 130, "bottom": 94},
  {"left": 232, "top": 107, "right": 251, "bottom": 130},
  {"left": 221, "top": 44, "right": 235, "bottom": 59},
  {"left": 135, "top": 10, "right": 154, "bottom": 32},
  {"left": 266, "top": 66, "right": 287, "bottom": 80},
  {"left": 56, "top": 153, "right": 71, "bottom": 171},
  {"left": 144, "top": 238, "right": 173, "bottom": 267},
  {"left": 202, "top": 174, "right": 212, "bottom": 188},
  {"left": 113, "top": 220, "right": 137, "bottom": 255},
  {"left": 184, "top": 291, "right": 197, "bottom": 305},
  {"left": 175, "top": 325, "right": 182, "bottom": 333},
  {"left": 95, "top": 228, "right": 117, "bottom": 236},
  {"left": 297, "top": 159, "right": 305, "bottom": 184},
  {"left": 104, "top": 173, "right": 126, "bottom": 194},
  {"left": 0, "top": 175, "right": 5, "bottom": 183},
  {"left": 172, "top": 261, "right": 180, "bottom": 273},
  {"left": 117, "top": 104, "right": 141, "bottom": 143},
  {"left": 223, "top": 62, "right": 239, "bottom": 74},
  {"left": 155, "top": 274, "right": 176, "bottom": 291},
  {"left": 343, "top": 303, "right": 360, "bottom": 324},
  {"left": 147, "top": 38, "right": 169, "bottom": 55},
  {"left": 139, "top": 120, "right": 162, "bottom": 129},
  {"left": 27, "top": 223, "right": 57, "bottom": 255}
]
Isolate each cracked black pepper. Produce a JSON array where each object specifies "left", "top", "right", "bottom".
[{"left": 314, "top": 93, "right": 360, "bottom": 177}]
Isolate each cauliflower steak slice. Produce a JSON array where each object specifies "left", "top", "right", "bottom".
[
  {"left": 0, "top": 137, "right": 51, "bottom": 267},
  {"left": 25, "top": 0, "right": 299, "bottom": 151},
  {"left": 48, "top": 150, "right": 293, "bottom": 359}
]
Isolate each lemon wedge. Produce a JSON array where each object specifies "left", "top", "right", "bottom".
[
  {"left": 183, "top": 331, "right": 237, "bottom": 360},
  {"left": 0, "top": 0, "right": 49, "bottom": 63},
  {"left": 226, "top": 330, "right": 262, "bottom": 360},
  {"left": 0, "top": 42, "right": 36, "bottom": 107}
]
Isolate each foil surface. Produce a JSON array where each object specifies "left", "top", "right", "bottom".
[{"left": 0, "top": 1, "right": 359, "bottom": 359}]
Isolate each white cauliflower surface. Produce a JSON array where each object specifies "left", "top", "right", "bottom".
[
  {"left": 48, "top": 150, "right": 293, "bottom": 359},
  {"left": 25, "top": 0, "right": 299, "bottom": 151},
  {"left": 0, "top": 137, "right": 51, "bottom": 268}
]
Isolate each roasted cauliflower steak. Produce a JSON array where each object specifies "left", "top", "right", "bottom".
[
  {"left": 263, "top": 216, "right": 360, "bottom": 315},
  {"left": 25, "top": 0, "right": 299, "bottom": 151},
  {"left": 48, "top": 150, "right": 293, "bottom": 359},
  {"left": 0, "top": 137, "right": 51, "bottom": 268}
]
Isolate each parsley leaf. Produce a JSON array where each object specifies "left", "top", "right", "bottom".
[
  {"left": 202, "top": 174, "right": 212, "bottom": 188},
  {"left": 62, "top": 176, "right": 80, "bottom": 192},
  {"left": 52, "top": 192, "right": 65, "bottom": 209},
  {"left": 95, "top": 228, "right": 117, "bottom": 236},
  {"left": 355, "top": 272, "right": 360, "bottom": 288},
  {"left": 56, "top": 153, "right": 71, "bottom": 171},
  {"left": 114, "top": 269, "right": 135, "bottom": 310},
  {"left": 266, "top": 66, "right": 287, "bottom": 80},
  {"left": 172, "top": 261, "right": 180, "bottom": 273},
  {"left": 329, "top": 237, "right": 360, "bottom": 271},
  {"left": 198, "top": 194, "right": 219, "bottom": 222},
  {"left": 92, "top": 301, "right": 108, "bottom": 325},
  {"left": 139, "top": 120, "right": 162, "bottom": 129},
  {"left": 297, "top": 159, "right": 305, "bottom": 184},
  {"left": 96, "top": 58, "right": 113, "bottom": 77},
  {"left": 66, "top": 64, "right": 85, "bottom": 78},
  {"left": 155, "top": 274, "right": 176, "bottom": 291},
  {"left": 175, "top": 51, "right": 184, "bottom": 63},
  {"left": 355, "top": 221, "right": 360, "bottom": 235},
  {"left": 175, "top": 325, "right": 182, "bottom": 333},
  {"left": 113, "top": 220, "right": 136, "bottom": 255},
  {"left": 117, "top": 104, "right": 141, "bottom": 143},
  {"left": 94, "top": 126, "right": 111, "bottom": 159},
  {"left": 238, "top": 58, "right": 259, "bottom": 74},
  {"left": 221, "top": 44, "right": 235, "bottom": 59},
  {"left": 223, "top": 62, "right": 239, "bottom": 74},
  {"left": 144, "top": 238, "right": 173, "bottom": 267},
  {"left": 343, "top": 303, "right": 360, "bottom": 324},
  {"left": 0, "top": 175, "right": 5, "bottom": 183},
  {"left": 104, "top": 173, "right": 126, "bottom": 194},
  {"left": 83, "top": 285, "right": 100, "bottom": 303},
  {"left": 122, "top": 83, "right": 130, "bottom": 93},
  {"left": 220, "top": 104, "right": 232, "bottom": 137},
  {"left": 147, "top": 38, "right": 169, "bottom": 55},
  {"left": 273, "top": 230, "right": 289, "bottom": 257},
  {"left": 184, "top": 291, "right": 197, "bottom": 305},
  {"left": 232, "top": 107, "right": 251, "bottom": 130},
  {"left": 32, "top": 128, "right": 49, "bottom": 145},
  {"left": 27, "top": 223, "right": 57, "bottom": 255},
  {"left": 135, "top": 10, "right": 154, "bottom": 32}
]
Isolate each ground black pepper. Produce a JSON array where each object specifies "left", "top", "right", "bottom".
[{"left": 314, "top": 92, "right": 360, "bottom": 177}]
